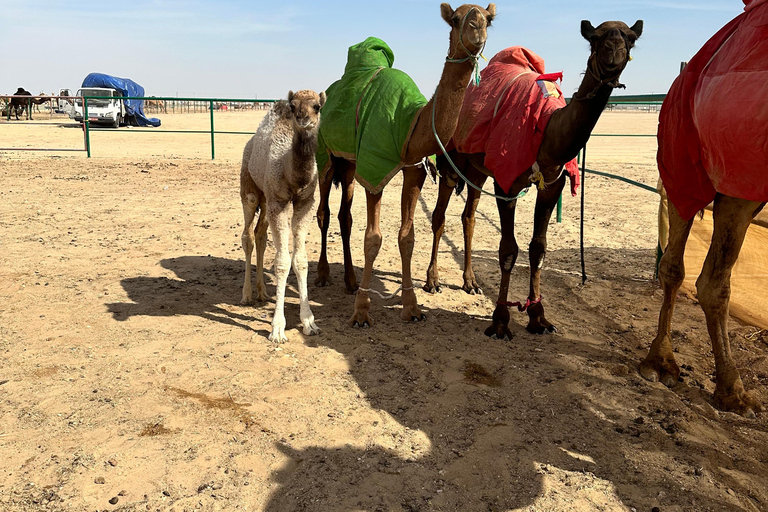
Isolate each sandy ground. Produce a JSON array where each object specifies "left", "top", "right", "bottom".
[{"left": 1, "top": 111, "right": 767, "bottom": 512}]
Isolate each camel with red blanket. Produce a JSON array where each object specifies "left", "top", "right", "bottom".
[
  {"left": 641, "top": 0, "right": 767, "bottom": 417},
  {"left": 424, "top": 20, "right": 642, "bottom": 339}
]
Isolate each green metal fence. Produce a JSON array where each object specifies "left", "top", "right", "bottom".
[{"left": 81, "top": 96, "right": 275, "bottom": 159}]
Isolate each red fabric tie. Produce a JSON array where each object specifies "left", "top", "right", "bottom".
[{"left": 497, "top": 296, "right": 542, "bottom": 312}]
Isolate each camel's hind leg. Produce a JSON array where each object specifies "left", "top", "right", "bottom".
[
  {"left": 292, "top": 194, "right": 320, "bottom": 336},
  {"left": 640, "top": 201, "right": 694, "bottom": 386},
  {"left": 315, "top": 162, "right": 334, "bottom": 287},
  {"left": 460, "top": 167, "right": 488, "bottom": 295},
  {"left": 424, "top": 168, "right": 456, "bottom": 294},
  {"left": 338, "top": 161, "right": 359, "bottom": 294},
  {"left": 697, "top": 195, "right": 764, "bottom": 417},
  {"left": 254, "top": 209, "right": 270, "bottom": 302},
  {"left": 240, "top": 169, "right": 265, "bottom": 305}
]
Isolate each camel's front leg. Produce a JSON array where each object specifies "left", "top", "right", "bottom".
[
  {"left": 485, "top": 182, "right": 519, "bottom": 340},
  {"left": 399, "top": 167, "right": 427, "bottom": 322},
  {"left": 525, "top": 174, "right": 566, "bottom": 334},
  {"left": 640, "top": 201, "right": 693, "bottom": 386},
  {"left": 460, "top": 167, "right": 488, "bottom": 295},
  {"left": 292, "top": 194, "right": 320, "bottom": 336},
  {"left": 315, "top": 163, "right": 334, "bottom": 287},
  {"left": 267, "top": 201, "right": 292, "bottom": 343},
  {"left": 349, "top": 190, "right": 382, "bottom": 328},
  {"left": 696, "top": 196, "right": 764, "bottom": 417},
  {"left": 424, "top": 171, "right": 455, "bottom": 293}
]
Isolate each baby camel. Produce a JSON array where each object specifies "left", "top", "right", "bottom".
[{"left": 240, "top": 90, "right": 326, "bottom": 342}]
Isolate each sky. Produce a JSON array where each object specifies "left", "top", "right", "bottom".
[{"left": 1, "top": 0, "right": 746, "bottom": 100}]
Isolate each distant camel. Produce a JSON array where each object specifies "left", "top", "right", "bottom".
[
  {"left": 9, "top": 88, "right": 50, "bottom": 120},
  {"left": 145, "top": 98, "right": 167, "bottom": 113}
]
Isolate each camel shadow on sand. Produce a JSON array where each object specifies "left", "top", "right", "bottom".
[
  {"left": 107, "top": 250, "right": 767, "bottom": 511},
  {"left": 257, "top": 247, "right": 765, "bottom": 511}
]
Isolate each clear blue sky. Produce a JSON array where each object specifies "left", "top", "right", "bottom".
[{"left": 1, "top": 1, "right": 744, "bottom": 99}]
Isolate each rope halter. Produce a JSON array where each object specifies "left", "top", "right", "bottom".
[
  {"left": 572, "top": 47, "right": 630, "bottom": 102},
  {"left": 445, "top": 6, "right": 488, "bottom": 86}
]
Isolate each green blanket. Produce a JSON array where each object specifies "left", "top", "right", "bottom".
[{"left": 317, "top": 37, "right": 428, "bottom": 194}]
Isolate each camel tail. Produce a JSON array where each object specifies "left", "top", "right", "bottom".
[{"left": 331, "top": 156, "right": 347, "bottom": 189}]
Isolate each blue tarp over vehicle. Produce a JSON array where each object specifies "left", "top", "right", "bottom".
[{"left": 81, "top": 73, "right": 161, "bottom": 127}]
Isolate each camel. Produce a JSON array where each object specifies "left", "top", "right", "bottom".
[
  {"left": 239, "top": 90, "right": 326, "bottom": 343},
  {"left": 641, "top": 0, "right": 767, "bottom": 417},
  {"left": 9, "top": 88, "right": 50, "bottom": 120},
  {"left": 145, "top": 98, "right": 167, "bottom": 113},
  {"left": 314, "top": 3, "right": 496, "bottom": 328},
  {"left": 423, "top": 20, "right": 642, "bottom": 339}
]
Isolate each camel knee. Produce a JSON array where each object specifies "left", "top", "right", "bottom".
[
  {"left": 696, "top": 274, "right": 731, "bottom": 317},
  {"left": 658, "top": 255, "right": 685, "bottom": 290},
  {"left": 364, "top": 232, "right": 382, "bottom": 261},
  {"left": 529, "top": 238, "right": 546, "bottom": 269},
  {"left": 499, "top": 241, "right": 519, "bottom": 272}
]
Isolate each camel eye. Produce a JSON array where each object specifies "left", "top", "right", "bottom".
[{"left": 313, "top": 104, "right": 320, "bottom": 113}]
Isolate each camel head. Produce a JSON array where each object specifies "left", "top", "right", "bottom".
[
  {"left": 580, "top": 20, "right": 643, "bottom": 77},
  {"left": 441, "top": 3, "right": 496, "bottom": 58},
  {"left": 287, "top": 89, "right": 326, "bottom": 132}
]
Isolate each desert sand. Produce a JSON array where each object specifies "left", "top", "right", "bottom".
[{"left": 1, "top": 110, "right": 766, "bottom": 512}]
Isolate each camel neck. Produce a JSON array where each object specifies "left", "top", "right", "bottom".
[
  {"left": 403, "top": 58, "right": 475, "bottom": 163},
  {"left": 537, "top": 62, "right": 618, "bottom": 167}
]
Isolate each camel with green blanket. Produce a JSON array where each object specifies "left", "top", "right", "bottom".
[{"left": 315, "top": 3, "right": 496, "bottom": 327}]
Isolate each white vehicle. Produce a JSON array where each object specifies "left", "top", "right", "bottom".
[
  {"left": 70, "top": 87, "right": 126, "bottom": 128},
  {"left": 56, "top": 88, "right": 75, "bottom": 116}
]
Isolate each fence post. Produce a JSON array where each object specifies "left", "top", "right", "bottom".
[
  {"left": 209, "top": 100, "right": 215, "bottom": 160},
  {"left": 557, "top": 194, "right": 562, "bottom": 223},
  {"left": 84, "top": 97, "right": 91, "bottom": 158}
]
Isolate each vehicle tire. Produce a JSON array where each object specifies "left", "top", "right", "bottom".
[{"left": 113, "top": 114, "right": 121, "bottom": 128}]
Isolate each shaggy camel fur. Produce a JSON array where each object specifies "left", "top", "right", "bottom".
[
  {"left": 641, "top": 0, "right": 767, "bottom": 417},
  {"left": 240, "top": 90, "right": 326, "bottom": 342},
  {"left": 424, "top": 20, "right": 642, "bottom": 339},
  {"left": 315, "top": 3, "right": 495, "bottom": 328}
]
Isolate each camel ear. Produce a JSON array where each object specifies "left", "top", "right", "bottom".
[
  {"left": 486, "top": 4, "right": 496, "bottom": 23},
  {"left": 440, "top": 3, "right": 454, "bottom": 25},
  {"left": 630, "top": 20, "right": 643, "bottom": 39},
  {"left": 287, "top": 90, "right": 295, "bottom": 103},
  {"left": 580, "top": 20, "right": 596, "bottom": 41},
  {"left": 318, "top": 91, "right": 326, "bottom": 108}
]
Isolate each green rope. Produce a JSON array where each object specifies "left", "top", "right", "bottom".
[{"left": 430, "top": 96, "right": 528, "bottom": 202}]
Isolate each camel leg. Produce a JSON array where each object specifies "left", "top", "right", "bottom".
[
  {"left": 267, "top": 201, "right": 292, "bottom": 343},
  {"left": 400, "top": 166, "right": 428, "bottom": 322},
  {"left": 485, "top": 182, "right": 519, "bottom": 340},
  {"left": 315, "top": 163, "right": 334, "bottom": 287},
  {"left": 254, "top": 209, "right": 270, "bottom": 302},
  {"left": 339, "top": 162, "right": 359, "bottom": 294},
  {"left": 640, "top": 201, "right": 694, "bottom": 386},
  {"left": 240, "top": 172, "right": 264, "bottom": 305},
  {"left": 424, "top": 172, "right": 455, "bottom": 293},
  {"left": 461, "top": 167, "right": 488, "bottom": 295},
  {"left": 525, "top": 175, "right": 567, "bottom": 334},
  {"left": 697, "top": 195, "right": 764, "bottom": 417},
  {"left": 292, "top": 194, "right": 320, "bottom": 336},
  {"left": 349, "top": 189, "right": 383, "bottom": 328}
]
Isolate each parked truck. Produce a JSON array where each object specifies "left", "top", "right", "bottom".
[{"left": 70, "top": 87, "right": 126, "bottom": 128}]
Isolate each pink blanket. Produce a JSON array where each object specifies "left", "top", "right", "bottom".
[
  {"left": 658, "top": 0, "right": 768, "bottom": 220},
  {"left": 452, "top": 47, "right": 579, "bottom": 195}
]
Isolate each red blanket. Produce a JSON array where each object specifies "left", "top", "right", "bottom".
[
  {"left": 658, "top": 0, "right": 768, "bottom": 220},
  {"left": 452, "top": 47, "right": 579, "bottom": 195}
]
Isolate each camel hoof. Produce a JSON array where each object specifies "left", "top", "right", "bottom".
[
  {"left": 641, "top": 367, "right": 660, "bottom": 383},
  {"left": 411, "top": 314, "right": 426, "bottom": 323},
  {"left": 240, "top": 297, "right": 253, "bottom": 306},
  {"left": 345, "top": 285, "right": 359, "bottom": 295}
]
